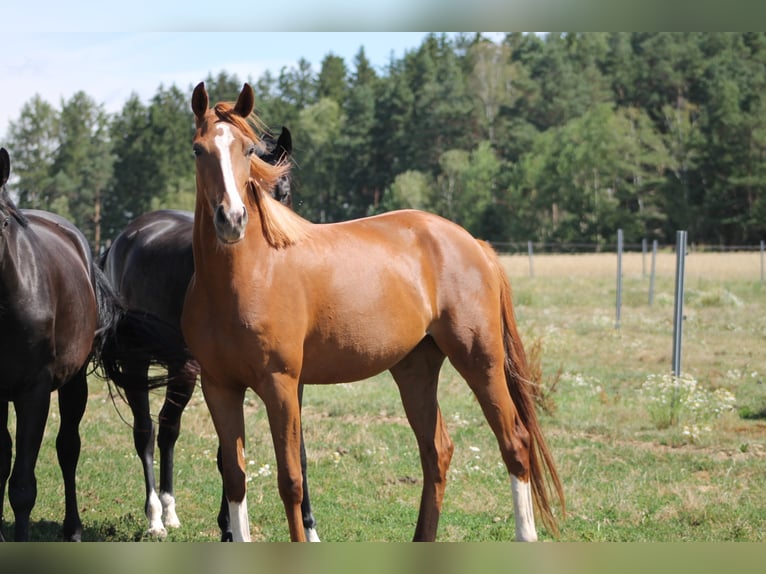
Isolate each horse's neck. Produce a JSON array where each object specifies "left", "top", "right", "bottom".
[{"left": 190, "top": 206, "right": 269, "bottom": 293}]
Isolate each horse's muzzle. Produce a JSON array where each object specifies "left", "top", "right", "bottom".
[{"left": 214, "top": 204, "right": 248, "bottom": 244}]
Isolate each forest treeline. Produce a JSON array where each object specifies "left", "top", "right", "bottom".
[{"left": 4, "top": 32, "right": 766, "bottom": 253}]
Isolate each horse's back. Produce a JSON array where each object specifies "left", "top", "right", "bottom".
[
  {"left": 257, "top": 209, "right": 499, "bottom": 385},
  {"left": 24, "top": 209, "right": 94, "bottom": 272},
  {"left": 104, "top": 210, "right": 194, "bottom": 324}
]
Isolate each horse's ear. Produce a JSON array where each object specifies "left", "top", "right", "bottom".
[
  {"left": 277, "top": 127, "right": 292, "bottom": 156},
  {"left": 234, "top": 83, "right": 255, "bottom": 118},
  {"left": 0, "top": 148, "right": 9, "bottom": 188},
  {"left": 191, "top": 82, "right": 209, "bottom": 119}
]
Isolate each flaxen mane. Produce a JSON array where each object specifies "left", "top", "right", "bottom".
[{"left": 246, "top": 179, "right": 310, "bottom": 249}]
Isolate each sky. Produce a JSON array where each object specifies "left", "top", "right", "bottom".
[
  {"left": 0, "top": 1, "right": 748, "bottom": 139},
  {"left": 0, "top": 32, "right": 451, "bottom": 139}
]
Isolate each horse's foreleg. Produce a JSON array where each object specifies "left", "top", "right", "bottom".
[
  {"left": 215, "top": 444, "right": 232, "bottom": 541},
  {"left": 297, "top": 383, "right": 319, "bottom": 542},
  {"left": 202, "top": 379, "right": 249, "bottom": 541},
  {"left": 156, "top": 367, "right": 196, "bottom": 530},
  {"left": 0, "top": 402, "right": 11, "bottom": 541},
  {"left": 259, "top": 376, "right": 305, "bottom": 542},
  {"left": 9, "top": 383, "right": 50, "bottom": 541},
  {"left": 56, "top": 369, "right": 88, "bottom": 541}
]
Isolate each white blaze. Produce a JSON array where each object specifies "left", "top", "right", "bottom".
[{"left": 214, "top": 124, "right": 247, "bottom": 218}]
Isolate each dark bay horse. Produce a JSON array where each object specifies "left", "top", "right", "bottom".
[
  {"left": 99, "top": 130, "right": 318, "bottom": 540},
  {"left": 182, "top": 82, "right": 565, "bottom": 542},
  {"left": 0, "top": 147, "right": 118, "bottom": 541}
]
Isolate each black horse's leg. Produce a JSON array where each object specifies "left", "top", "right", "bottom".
[
  {"left": 0, "top": 401, "right": 11, "bottom": 542},
  {"left": 122, "top": 360, "right": 164, "bottom": 536},
  {"left": 215, "top": 445, "right": 231, "bottom": 541},
  {"left": 156, "top": 363, "right": 195, "bottom": 530},
  {"left": 9, "top": 383, "right": 51, "bottom": 541},
  {"left": 56, "top": 368, "right": 87, "bottom": 541},
  {"left": 297, "top": 383, "right": 319, "bottom": 541},
  {"left": 215, "top": 383, "right": 318, "bottom": 542}
]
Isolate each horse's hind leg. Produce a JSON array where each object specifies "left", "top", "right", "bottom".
[
  {"left": 56, "top": 368, "right": 88, "bottom": 541},
  {"left": 389, "top": 337, "right": 452, "bottom": 542},
  {"left": 156, "top": 362, "right": 196, "bottom": 530},
  {"left": 0, "top": 401, "right": 11, "bottom": 541},
  {"left": 9, "top": 383, "right": 51, "bottom": 541},
  {"left": 446, "top": 348, "right": 537, "bottom": 541},
  {"left": 122, "top": 360, "right": 165, "bottom": 536}
]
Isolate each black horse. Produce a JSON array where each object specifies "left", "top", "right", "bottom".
[
  {"left": 0, "top": 147, "right": 120, "bottom": 541},
  {"left": 100, "top": 128, "right": 319, "bottom": 541}
]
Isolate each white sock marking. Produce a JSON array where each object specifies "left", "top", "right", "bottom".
[
  {"left": 305, "top": 527, "right": 321, "bottom": 542},
  {"left": 229, "top": 494, "right": 251, "bottom": 542},
  {"left": 512, "top": 476, "right": 538, "bottom": 541},
  {"left": 146, "top": 490, "right": 167, "bottom": 538},
  {"left": 160, "top": 491, "right": 181, "bottom": 529}
]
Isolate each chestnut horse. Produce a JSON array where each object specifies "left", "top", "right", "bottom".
[
  {"left": 99, "top": 128, "right": 318, "bottom": 540},
  {"left": 182, "top": 82, "right": 564, "bottom": 542}
]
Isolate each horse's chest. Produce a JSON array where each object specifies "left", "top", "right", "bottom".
[{"left": 183, "top": 289, "right": 279, "bottom": 379}]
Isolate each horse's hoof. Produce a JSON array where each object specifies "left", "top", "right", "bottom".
[
  {"left": 147, "top": 525, "right": 168, "bottom": 540},
  {"left": 64, "top": 529, "right": 83, "bottom": 542},
  {"left": 305, "top": 527, "right": 321, "bottom": 542},
  {"left": 63, "top": 521, "right": 83, "bottom": 542}
]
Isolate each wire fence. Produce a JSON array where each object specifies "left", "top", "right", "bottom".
[
  {"left": 491, "top": 240, "right": 766, "bottom": 255},
  {"left": 494, "top": 232, "right": 764, "bottom": 377}
]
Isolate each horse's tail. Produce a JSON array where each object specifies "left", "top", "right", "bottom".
[
  {"left": 90, "top": 262, "right": 198, "bottom": 390},
  {"left": 480, "top": 240, "right": 565, "bottom": 536}
]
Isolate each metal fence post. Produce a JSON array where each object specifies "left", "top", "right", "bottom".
[
  {"left": 648, "top": 239, "right": 658, "bottom": 306},
  {"left": 642, "top": 238, "right": 647, "bottom": 278},
  {"left": 528, "top": 240, "right": 534, "bottom": 278},
  {"left": 615, "top": 229, "right": 623, "bottom": 329},
  {"left": 672, "top": 230, "right": 687, "bottom": 377}
]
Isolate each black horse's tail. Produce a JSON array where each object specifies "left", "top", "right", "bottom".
[{"left": 90, "top": 261, "right": 198, "bottom": 390}]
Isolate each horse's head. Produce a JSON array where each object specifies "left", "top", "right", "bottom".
[
  {"left": 0, "top": 148, "right": 9, "bottom": 190},
  {"left": 191, "top": 82, "right": 288, "bottom": 245},
  {"left": 0, "top": 148, "right": 29, "bottom": 250},
  {"left": 0, "top": 147, "right": 10, "bottom": 241},
  {"left": 259, "top": 127, "right": 293, "bottom": 208}
]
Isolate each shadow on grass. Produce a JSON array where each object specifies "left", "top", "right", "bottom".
[
  {"left": 1, "top": 516, "right": 146, "bottom": 542},
  {"left": 741, "top": 407, "right": 766, "bottom": 420}
]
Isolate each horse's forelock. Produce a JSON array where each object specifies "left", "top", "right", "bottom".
[
  {"left": 211, "top": 102, "right": 289, "bottom": 193},
  {"left": 213, "top": 102, "right": 265, "bottom": 140}
]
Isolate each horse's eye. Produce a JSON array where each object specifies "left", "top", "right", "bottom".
[
  {"left": 246, "top": 144, "right": 257, "bottom": 157},
  {"left": 192, "top": 144, "right": 204, "bottom": 157}
]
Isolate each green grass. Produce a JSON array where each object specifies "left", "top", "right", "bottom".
[{"left": 2, "top": 254, "right": 765, "bottom": 541}]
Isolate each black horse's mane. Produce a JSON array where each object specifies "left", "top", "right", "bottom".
[{"left": 0, "top": 188, "right": 29, "bottom": 228}]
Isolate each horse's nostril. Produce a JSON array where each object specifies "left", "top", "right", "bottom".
[{"left": 215, "top": 205, "right": 227, "bottom": 226}]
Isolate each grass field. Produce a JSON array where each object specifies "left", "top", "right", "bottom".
[{"left": 3, "top": 251, "right": 765, "bottom": 542}]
